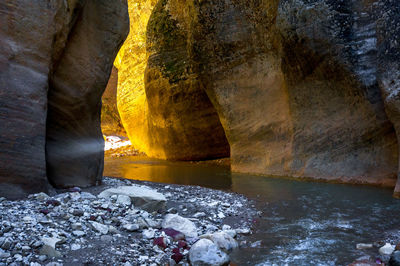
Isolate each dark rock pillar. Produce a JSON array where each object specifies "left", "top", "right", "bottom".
[{"left": 46, "top": 0, "right": 129, "bottom": 188}]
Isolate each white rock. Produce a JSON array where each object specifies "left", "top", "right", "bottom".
[
  {"left": 356, "top": 243, "right": 373, "bottom": 250},
  {"left": 14, "top": 254, "right": 23, "bottom": 261},
  {"left": 80, "top": 192, "right": 96, "bottom": 199},
  {"left": 98, "top": 185, "right": 166, "bottom": 212},
  {"left": 90, "top": 221, "right": 109, "bottom": 235},
  {"left": 189, "top": 239, "right": 230, "bottom": 266},
  {"left": 116, "top": 195, "right": 131, "bottom": 206},
  {"left": 32, "top": 192, "right": 50, "bottom": 200},
  {"left": 379, "top": 243, "right": 395, "bottom": 256},
  {"left": 235, "top": 228, "right": 251, "bottom": 234},
  {"left": 162, "top": 214, "right": 198, "bottom": 238},
  {"left": 23, "top": 216, "right": 35, "bottom": 224},
  {"left": 122, "top": 223, "right": 139, "bottom": 232},
  {"left": 40, "top": 237, "right": 62, "bottom": 258},
  {"left": 193, "top": 212, "right": 206, "bottom": 218},
  {"left": 143, "top": 229, "right": 156, "bottom": 239},
  {"left": 201, "top": 231, "right": 238, "bottom": 252},
  {"left": 222, "top": 225, "right": 231, "bottom": 231},
  {"left": 223, "top": 229, "right": 236, "bottom": 239},
  {"left": 71, "top": 244, "right": 81, "bottom": 251},
  {"left": 0, "top": 248, "right": 10, "bottom": 258},
  {"left": 72, "top": 231, "right": 85, "bottom": 237}
]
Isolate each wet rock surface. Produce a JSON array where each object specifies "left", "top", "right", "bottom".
[{"left": 0, "top": 177, "right": 256, "bottom": 265}]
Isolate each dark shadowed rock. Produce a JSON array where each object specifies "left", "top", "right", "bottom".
[
  {"left": 46, "top": 0, "right": 129, "bottom": 188},
  {"left": 0, "top": 0, "right": 129, "bottom": 198},
  {"left": 0, "top": 0, "right": 84, "bottom": 199},
  {"left": 376, "top": 0, "right": 400, "bottom": 197}
]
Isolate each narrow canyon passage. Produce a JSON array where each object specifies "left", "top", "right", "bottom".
[{"left": 1, "top": 0, "right": 400, "bottom": 265}]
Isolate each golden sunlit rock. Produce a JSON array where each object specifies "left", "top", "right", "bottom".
[{"left": 116, "top": 0, "right": 230, "bottom": 160}]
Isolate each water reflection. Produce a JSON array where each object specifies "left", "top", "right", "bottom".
[{"left": 104, "top": 156, "right": 232, "bottom": 190}]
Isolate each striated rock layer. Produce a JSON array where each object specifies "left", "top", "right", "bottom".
[
  {"left": 376, "top": 1, "right": 400, "bottom": 196},
  {"left": 139, "top": 0, "right": 400, "bottom": 192},
  {"left": 0, "top": 0, "right": 129, "bottom": 198}
]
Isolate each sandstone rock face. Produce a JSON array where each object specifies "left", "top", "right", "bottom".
[
  {"left": 376, "top": 1, "right": 400, "bottom": 197},
  {"left": 115, "top": 0, "right": 157, "bottom": 157},
  {"left": 0, "top": 0, "right": 76, "bottom": 199},
  {"left": 0, "top": 0, "right": 129, "bottom": 198},
  {"left": 46, "top": 0, "right": 129, "bottom": 188},
  {"left": 146, "top": 0, "right": 400, "bottom": 189},
  {"left": 117, "top": 0, "right": 230, "bottom": 160},
  {"left": 101, "top": 66, "right": 126, "bottom": 136}
]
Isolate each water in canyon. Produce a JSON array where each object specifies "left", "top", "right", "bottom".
[{"left": 104, "top": 156, "right": 400, "bottom": 265}]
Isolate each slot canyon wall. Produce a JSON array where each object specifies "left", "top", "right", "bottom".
[
  {"left": 117, "top": 0, "right": 400, "bottom": 193},
  {"left": 0, "top": 0, "right": 129, "bottom": 198},
  {"left": 101, "top": 66, "right": 127, "bottom": 137},
  {"left": 116, "top": 0, "right": 230, "bottom": 160}
]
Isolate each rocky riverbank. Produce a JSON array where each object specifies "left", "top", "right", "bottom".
[{"left": 0, "top": 177, "right": 257, "bottom": 265}]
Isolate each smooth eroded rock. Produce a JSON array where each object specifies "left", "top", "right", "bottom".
[
  {"left": 162, "top": 214, "right": 198, "bottom": 238},
  {"left": 189, "top": 239, "right": 230, "bottom": 266},
  {"left": 117, "top": 0, "right": 230, "bottom": 160},
  {"left": 46, "top": 0, "right": 130, "bottom": 188},
  {"left": 98, "top": 185, "right": 166, "bottom": 212}
]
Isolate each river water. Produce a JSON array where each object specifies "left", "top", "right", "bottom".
[{"left": 104, "top": 156, "right": 400, "bottom": 265}]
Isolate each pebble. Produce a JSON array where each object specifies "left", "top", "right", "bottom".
[
  {"left": 356, "top": 243, "right": 373, "bottom": 249},
  {"left": 379, "top": 243, "right": 395, "bottom": 256},
  {"left": 0, "top": 177, "right": 255, "bottom": 265}
]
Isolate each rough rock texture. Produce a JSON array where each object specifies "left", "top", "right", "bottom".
[
  {"left": 117, "top": 0, "right": 230, "bottom": 160},
  {"left": 146, "top": 0, "right": 400, "bottom": 190},
  {"left": 376, "top": 1, "right": 400, "bottom": 197},
  {"left": 46, "top": 0, "right": 129, "bottom": 188},
  {"left": 101, "top": 66, "right": 126, "bottom": 136},
  {"left": 0, "top": 0, "right": 129, "bottom": 198}
]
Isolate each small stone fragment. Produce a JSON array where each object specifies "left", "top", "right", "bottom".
[{"left": 379, "top": 243, "right": 395, "bottom": 256}]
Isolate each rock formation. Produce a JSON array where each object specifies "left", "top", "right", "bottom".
[
  {"left": 376, "top": 1, "right": 400, "bottom": 197},
  {"left": 101, "top": 66, "right": 126, "bottom": 137},
  {"left": 117, "top": 0, "right": 230, "bottom": 160},
  {"left": 0, "top": 0, "right": 129, "bottom": 198},
  {"left": 121, "top": 0, "right": 400, "bottom": 193}
]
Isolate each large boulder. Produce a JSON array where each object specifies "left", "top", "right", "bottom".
[
  {"left": 98, "top": 185, "right": 167, "bottom": 212},
  {"left": 144, "top": 0, "right": 400, "bottom": 191},
  {"left": 0, "top": 0, "right": 129, "bottom": 198}
]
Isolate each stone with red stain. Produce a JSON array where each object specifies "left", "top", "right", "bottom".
[
  {"left": 163, "top": 228, "right": 185, "bottom": 241},
  {"left": 46, "top": 200, "right": 61, "bottom": 206},
  {"left": 39, "top": 209, "right": 50, "bottom": 215},
  {"left": 171, "top": 252, "right": 184, "bottom": 264},
  {"left": 178, "top": 240, "right": 188, "bottom": 250},
  {"left": 153, "top": 237, "right": 167, "bottom": 249}
]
